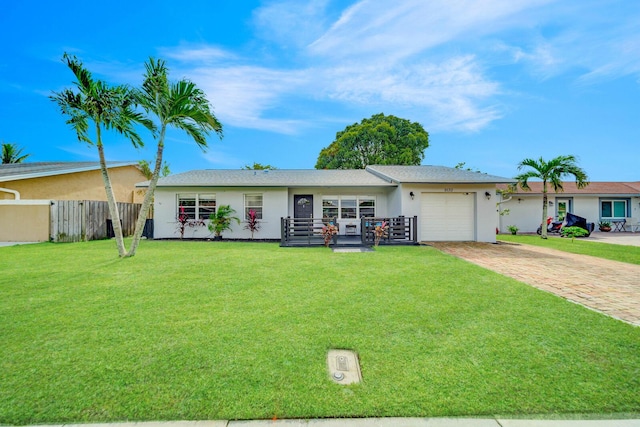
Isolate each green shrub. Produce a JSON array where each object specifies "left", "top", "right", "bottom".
[{"left": 561, "top": 226, "right": 590, "bottom": 240}]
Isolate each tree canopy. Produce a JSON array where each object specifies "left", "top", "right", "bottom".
[
  {"left": 242, "top": 162, "right": 277, "bottom": 170},
  {"left": 315, "top": 113, "right": 429, "bottom": 169},
  {"left": 1, "top": 142, "right": 30, "bottom": 164}
]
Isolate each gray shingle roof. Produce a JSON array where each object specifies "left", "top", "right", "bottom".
[
  {"left": 0, "top": 161, "right": 137, "bottom": 182},
  {"left": 142, "top": 169, "right": 396, "bottom": 188},
  {"left": 366, "top": 165, "right": 516, "bottom": 184}
]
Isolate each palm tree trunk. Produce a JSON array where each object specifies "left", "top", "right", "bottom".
[
  {"left": 541, "top": 180, "right": 548, "bottom": 239},
  {"left": 96, "top": 126, "right": 127, "bottom": 257},
  {"left": 126, "top": 127, "right": 166, "bottom": 257}
]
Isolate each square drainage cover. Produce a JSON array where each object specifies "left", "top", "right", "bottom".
[{"left": 327, "top": 349, "right": 362, "bottom": 384}]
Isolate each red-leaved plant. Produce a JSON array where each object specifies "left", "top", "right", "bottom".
[
  {"left": 373, "top": 221, "right": 388, "bottom": 246},
  {"left": 176, "top": 206, "right": 206, "bottom": 239},
  {"left": 244, "top": 209, "right": 261, "bottom": 239},
  {"left": 321, "top": 224, "right": 338, "bottom": 247}
]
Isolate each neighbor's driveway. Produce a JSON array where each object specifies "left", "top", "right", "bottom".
[{"left": 427, "top": 241, "right": 640, "bottom": 326}]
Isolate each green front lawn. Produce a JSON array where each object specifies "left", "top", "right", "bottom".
[
  {"left": 498, "top": 234, "right": 640, "bottom": 265},
  {"left": 1, "top": 241, "right": 639, "bottom": 424}
]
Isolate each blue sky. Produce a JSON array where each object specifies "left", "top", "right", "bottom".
[{"left": 1, "top": 0, "right": 639, "bottom": 181}]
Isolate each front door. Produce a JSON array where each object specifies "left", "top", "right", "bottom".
[
  {"left": 294, "top": 195, "right": 313, "bottom": 218},
  {"left": 557, "top": 199, "right": 570, "bottom": 221}
]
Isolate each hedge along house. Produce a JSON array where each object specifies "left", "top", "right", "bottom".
[
  {"left": 141, "top": 165, "right": 515, "bottom": 243},
  {"left": 496, "top": 181, "right": 640, "bottom": 234}
]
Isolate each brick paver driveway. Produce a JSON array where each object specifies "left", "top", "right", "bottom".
[{"left": 427, "top": 241, "right": 640, "bottom": 326}]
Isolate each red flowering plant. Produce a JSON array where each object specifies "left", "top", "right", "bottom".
[
  {"left": 321, "top": 224, "right": 338, "bottom": 247},
  {"left": 244, "top": 209, "right": 261, "bottom": 239},
  {"left": 176, "top": 206, "right": 206, "bottom": 239},
  {"left": 373, "top": 221, "right": 388, "bottom": 246}
]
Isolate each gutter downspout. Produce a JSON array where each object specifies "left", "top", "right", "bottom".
[{"left": 0, "top": 187, "right": 21, "bottom": 200}]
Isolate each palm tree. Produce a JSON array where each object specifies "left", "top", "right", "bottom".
[
  {"left": 1, "top": 142, "right": 30, "bottom": 163},
  {"left": 514, "top": 155, "right": 588, "bottom": 239},
  {"left": 51, "top": 53, "right": 154, "bottom": 257},
  {"left": 126, "top": 58, "right": 223, "bottom": 257}
]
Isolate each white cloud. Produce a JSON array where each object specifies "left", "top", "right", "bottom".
[
  {"left": 252, "top": 0, "right": 332, "bottom": 48},
  {"left": 200, "top": 149, "right": 244, "bottom": 168},
  {"left": 187, "top": 65, "right": 311, "bottom": 134},
  {"left": 309, "top": 0, "right": 554, "bottom": 61},
  {"left": 158, "top": 45, "right": 234, "bottom": 64},
  {"left": 155, "top": 0, "right": 638, "bottom": 138}
]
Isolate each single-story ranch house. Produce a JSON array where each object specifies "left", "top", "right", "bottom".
[
  {"left": 140, "top": 165, "right": 515, "bottom": 243},
  {"left": 497, "top": 181, "right": 640, "bottom": 233}
]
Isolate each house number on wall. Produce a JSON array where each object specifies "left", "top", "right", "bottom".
[{"left": 444, "top": 188, "right": 454, "bottom": 192}]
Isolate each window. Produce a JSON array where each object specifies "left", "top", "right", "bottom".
[
  {"left": 244, "top": 194, "right": 263, "bottom": 219},
  {"left": 178, "top": 194, "right": 216, "bottom": 220},
  {"left": 322, "top": 196, "right": 376, "bottom": 219},
  {"left": 359, "top": 198, "right": 375, "bottom": 217},
  {"left": 322, "top": 198, "right": 338, "bottom": 220},
  {"left": 601, "top": 200, "right": 627, "bottom": 219},
  {"left": 341, "top": 198, "right": 357, "bottom": 219}
]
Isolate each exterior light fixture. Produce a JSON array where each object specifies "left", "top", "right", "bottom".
[
  {"left": 485, "top": 191, "right": 491, "bottom": 200},
  {"left": 410, "top": 191, "right": 415, "bottom": 200}
]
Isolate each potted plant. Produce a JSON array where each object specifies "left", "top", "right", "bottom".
[
  {"left": 373, "top": 221, "right": 389, "bottom": 246},
  {"left": 598, "top": 221, "right": 612, "bottom": 232},
  {"left": 507, "top": 225, "right": 519, "bottom": 235},
  {"left": 208, "top": 205, "right": 240, "bottom": 240},
  {"left": 321, "top": 224, "right": 338, "bottom": 247}
]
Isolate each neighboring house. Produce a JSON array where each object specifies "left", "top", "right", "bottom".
[
  {"left": 0, "top": 162, "right": 147, "bottom": 241},
  {"left": 497, "top": 182, "right": 640, "bottom": 233},
  {"left": 140, "top": 165, "right": 515, "bottom": 243}
]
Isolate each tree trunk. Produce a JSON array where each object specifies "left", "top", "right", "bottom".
[
  {"left": 126, "top": 127, "right": 166, "bottom": 257},
  {"left": 96, "top": 127, "right": 127, "bottom": 256},
  {"left": 541, "top": 180, "right": 548, "bottom": 239}
]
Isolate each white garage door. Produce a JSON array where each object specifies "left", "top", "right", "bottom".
[{"left": 421, "top": 192, "right": 475, "bottom": 241}]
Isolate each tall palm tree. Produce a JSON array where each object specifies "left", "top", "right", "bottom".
[
  {"left": 51, "top": 53, "right": 154, "bottom": 257},
  {"left": 514, "top": 155, "right": 588, "bottom": 239},
  {"left": 1, "top": 142, "right": 30, "bottom": 163},
  {"left": 126, "top": 58, "right": 223, "bottom": 257}
]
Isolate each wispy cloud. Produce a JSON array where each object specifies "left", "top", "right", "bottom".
[
  {"left": 158, "top": 45, "right": 234, "bottom": 65},
  {"left": 252, "top": 0, "right": 332, "bottom": 48},
  {"left": 155, "top": 0, "right": 639, "bottom": 137}
]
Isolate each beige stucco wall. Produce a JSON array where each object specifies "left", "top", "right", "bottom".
[
  {"left": 0, "top": 165, "right": 146, "bottom": 202},
  {"left": 0, "top": 204, "right": 49, "bottom": 241}
]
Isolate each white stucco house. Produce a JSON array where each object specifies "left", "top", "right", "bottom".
[
  {"left": 138, "top": 165, "right": 515, "bottom": 243},
  {"left": 497, "top": 181, "right": 640, "bottom": 233}
]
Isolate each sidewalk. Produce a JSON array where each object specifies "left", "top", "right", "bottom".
[{"left": 23, "top": 419, "right": 640, "bottom": 427}]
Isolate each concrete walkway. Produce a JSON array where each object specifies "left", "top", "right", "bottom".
[
  {"left": 427, "top": 241, "right": 640, "bottom": 326},
  {"left": 27, "top": 419, "right": 640, "bottom": 427}
]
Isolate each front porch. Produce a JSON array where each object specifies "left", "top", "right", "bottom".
[{"left": 280, "top": 216, "right": 418, "bottom": 247}]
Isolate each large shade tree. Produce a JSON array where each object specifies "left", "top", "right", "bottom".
[
  {"left": 315, "top": 113, "right": 429, "bottom": 169},
  {"left": 126, "top": 58, "right": 223, "bottom": 257},
  {"left": 1, "top": 142, "right": 30, "bottom": 164},
  {"left": 514, "top": 155, "right": 588, "bottom": 239},
  {"left": 51, "top": 53, "right": 153, "bottom": 256}
]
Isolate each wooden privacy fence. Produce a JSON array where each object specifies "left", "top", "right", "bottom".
[{"left": 50, "top": 200, "right": 147, "bottom": 243}]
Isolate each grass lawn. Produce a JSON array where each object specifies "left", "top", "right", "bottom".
[
  {"left": 1, "top": 240, "right": 639, "bottom": 425},
  {"left": 498, "top": 234, "right": 640, "bottom": 265}
]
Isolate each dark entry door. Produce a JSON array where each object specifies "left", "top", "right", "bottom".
[{"left": 294, "top": 195, "right": 313, "bottom": 218}]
